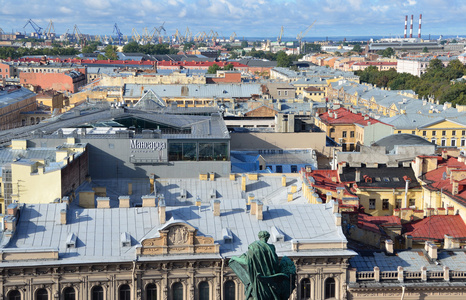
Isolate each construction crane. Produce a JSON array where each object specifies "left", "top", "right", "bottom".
[
  {"left": 229, "top": 32, "right": 236, "bottom": 43},
  {"left": 297, "top": 20, "right": 317, "bottom": 51},
  {"left": 184, "top": 27, "right": 191, "bottom": 43},
  {"left": 44, "top": 20, "right": 55, "bottom": 39},
  {"left": 277, "top": 26, "right": 284, "bottom": 43},
  {"left": 113, "top": 23, "right": 124, "bottom": 46},
  {"left": 24, "top": 19, "right": 43, "bottom": 39}
]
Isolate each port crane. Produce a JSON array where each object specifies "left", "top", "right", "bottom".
[
  {"left": 277, "top": 26, "right": 284, "bottom": 43},
  {"left": 113, "top": 23, "right": 124, "bottom": 45},
  {"left": 44, "top": 20, "right": 55, "bottom": 39},
  {"left": 297, "top": 20, "right": 317, "bottom": 51},
  {"left": 23, "top": 19, "right": 43, "bottom": 39},
  {"left": 230, "top": 32, "right": 236, "bottom": 43}
]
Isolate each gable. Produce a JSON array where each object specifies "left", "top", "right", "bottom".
[
  {"left": 245, "top": 105, "right": 278, "bottom": 117},
  {"left": 138, "top": 222, "right": 219, "bottom": 256},
  {"left": 421, "top": 119, "right": 466, "bottom": 129}
]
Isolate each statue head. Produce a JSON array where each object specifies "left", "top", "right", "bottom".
[{"left": 258, "top": 231, "right": 270, "bottom": 242}]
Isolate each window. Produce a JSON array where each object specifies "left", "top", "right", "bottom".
[
  {"left": 8, "top": 290, "right": 21, "bottom": 300},
  {"left": 63, "top": 287, "right": 76, "bottom": 300},
  {"left": 291, "top": 165, "right": 298, "bottom": 173},
  {"left": 330, "top": 128, "right": 335, "bottom": 133},
  {"left": 199, "top": 282, "right": 209, "bottom": 300},
  {"left": 463, "top": 130, "right": 465, "bottom": 136},
  {"left": 36, "top": 289, "right": 48, "bottom": 300},
  {"left": 276, "top": 165, "right": 283, "bottom": 173},
  {"left": 441, "top": 139, "right": 446, "bottom": 146},
  {"left": 432, "top": 130, "right": 436, "bottom": 136},
  {"left": 462, "top": 139, "right": 466, "bottom": 147},
  {"left": 422, "top": 131, "right": 426, "bottom": 136},
  {"left": 382, "top": 199, "right": 389, "bottom": 210},
  {"left": 350, "top": 131, "right": 354, "bottom": 138},
  {"left": 432, "top": 138, "right": 437, "bottom": 144},
  {"left": 396, "top": 199, "right": 402, "bottom": 209},
  {"left": 173, "top": 282, "right": 183, "bottom": 300},
  {"left": 412, "top": 131, "right": 415, "bottom": 134},
  {"left": 342, "top": 131, "right": 347, "bottom": 138},
  {"left": 409, "top": 199, "right": 416, "bottom": 207},
  {"left": 146, "top": 284, "right": 157, "bottom": 300},
  {"left": 451, "top": 139, "right": 456, "bottom": 147},
  {"left": 278, "top": 91, "right": 281, "bottom": 96},
  {"left": 452, "top": 130, "right": 456, "bottom": 136},
  {"left": 398, "top": 130, "right": 401, "bottom": 134},
  {"left": 369, "top": 199, "right": 376, "bottom": 210},
  {"left": 91, "top": 286, "right": 103, "bottom": 300},
  {"left": 300, "top": 278, "right": 311, "bottom": 299},
  {"left": 324, "top": 278, "right": 335, "bottom": 299},
  {"left": 119, "top": 284, "right": 131, "bottom": 300},
  {"left": 284, "top": 91, "right": 288, "bottom": 96},
  {"left": 224, "top": 281, "right": 235, "bottom": 300},
  {"left": 442, "top": 130, "right": 446, "bottom": 136}
]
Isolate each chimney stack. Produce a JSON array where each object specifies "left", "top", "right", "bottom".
[
  {"left": 213, "top": 199, "right": 221, "bottom": 216},
  {"left": 404, "top": 15, "right": 408, "bottom": 38},
  {"left": 418, "top": 14, "right": 422, "bottom": 39},
  {"left": 410, "top": 15, "right": 413, "bottom": 38},
  {"left": 158, "top": 199, "right": 166, "bottom": 224}
]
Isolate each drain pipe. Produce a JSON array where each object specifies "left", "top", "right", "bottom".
[
  {"left": 221, "top": 258, "right": 225, "bottom": 300},
  {"left": 132, "top": 259, "right": 137, "bottom": 300},
  {"left": 403, "top": 179, "right": 410, "bottom": 208}
]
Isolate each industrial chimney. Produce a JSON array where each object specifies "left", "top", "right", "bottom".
[
  {"left": 410, "top": 15, "right": 413, "bottom": 38},
  {"left": 404, "top": 15, "right": 408, "bottom": 38},
  {"left": 418, "top": 14, "right": 422, "bottom": 39}
]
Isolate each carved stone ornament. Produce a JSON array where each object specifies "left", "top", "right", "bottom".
[{"left": 168, "top": 225, "right": 189, "bottom": 245}]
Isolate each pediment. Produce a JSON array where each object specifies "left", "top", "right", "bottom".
[{"left": 138, "top": 222, "right": 219, "bottom": 256}]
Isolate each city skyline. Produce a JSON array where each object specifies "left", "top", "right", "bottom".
[{"left": 1, "top": 0, "right": 465, "bottom": 40}]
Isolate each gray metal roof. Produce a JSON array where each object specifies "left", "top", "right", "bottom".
[
  {"left": 123, "top": 83, "right": 262, "bottom": 99},
  {"left": 0, "top": 87, "right": 35, "bottom": 109},
  {"left": 350, "top": 250, "right": 466, "bottom": 272},
  {"left": 0, "top": 199, "right": 354, "bottom": 267}
]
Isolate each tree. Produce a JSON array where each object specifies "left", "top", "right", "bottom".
[
  {"left": 207, "top": 64, "right": 221, "bottom": 74},
  {"left": 276, "top": 51, "right": 292, "bottom": 67},
  {"left": 352, "top": 44, "right": 362, "bottom": 53},
  {"left": 229, "top": 52, "right": 238, "bottom": 59},
  {"left": 104, "top": 45, "right": 119, "bottom": 60},
  {"left": 123, "top": 41, "right": 140, "bottom": 53},
  {"left": 304, "top": 43, "right": 321, "bottom": 53},
  {"left": 422, "top": 47, "right": 429, "bottom": 53},
  {"left": 382, "top": 47, "right": 395, "bottom": 58},
  {"left": 241, "top": 40, "right": 248, "bottom": 48},
  {"left": 224, "top": 63, "right": 234, "bottom": 71}
]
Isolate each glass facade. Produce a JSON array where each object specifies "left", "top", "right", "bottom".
[{"left": 169, "top": 141, "right": 228, "bottom": 162}]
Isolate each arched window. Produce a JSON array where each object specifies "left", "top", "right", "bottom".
[
  {"left": 8, "top": 290, "right": 21, "bottom": 300},
  {"left": 36, "top": 289, "right": 48, "bottom": 300},
  {"left": 63, "top": 287, "right": 76, "bottom": 300},
  {"left": 199, "top": 281, "right": 209, "bottom": 300},
  {"left": 91, "top": 286, "right": 103, "bottom": 300},
  {"left": 324, "top": 277, "right": 335, "bottom": 299},
  {"left": 172, "top": 282, "right": 183, "bottom": 300},
  {"left": 146, "top": 283, "right": 157, "bottom": 300},
  {"left": 30, "top": 117, "right": 35, "bottom": 125},
  {"left": 119, "top": 284, "right": 131, "bottom": 300},
  {"left": 223, "top": 280, "right": 235, "bottom": 300},
  {"left": 300, "top": 278, "right": 311, "bottom": 299}
]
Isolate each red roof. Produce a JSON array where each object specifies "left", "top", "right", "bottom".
[
  {"left": 404, "top": 215, "right": 466, "bottom": 241},
  {"left": 357, "top": 214, "right": 401, "bottom": 233},
  {"left": 156, "top": 61, "right": 248, "bottom": 68},
  {"left": 423, "top": 157, "right": 466, "bottom": 204},
  {"left": 353, "top": 61, "right": 397, "bottom": 66},
  {"left": 303, "top": 169, "right": 354, "bottom": 197},
  {"left": 319, "top": 107, "right": 391, "bottom": 127}
]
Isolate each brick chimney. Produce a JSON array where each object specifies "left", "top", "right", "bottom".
[
  {"left": 213, "top": 200, "right": 221, "bottom": 216},
  {"left": 158, "top": 199, "right": 166, "bottom": 224}
]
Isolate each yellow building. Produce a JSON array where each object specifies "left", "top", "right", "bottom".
[
  {"left": 315, "top": 106, "right": 393, "bottom": 151},
  {"left": 0, "top": 139, "right": 88, "bottom": 215},
  {"left": 384, "top": 115, "right": 466, "bottom": 151}
]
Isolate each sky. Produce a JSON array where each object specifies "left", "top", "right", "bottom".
[{"left": 0, "top": 0, "right": 465, "bottom": 40}]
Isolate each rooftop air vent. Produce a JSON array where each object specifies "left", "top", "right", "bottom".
[
  {"left": 121, "top": 232, "right": 131, "bottom": 247},
  {"left": 65, "top": 233, "right": 77, "bottom": 248}
]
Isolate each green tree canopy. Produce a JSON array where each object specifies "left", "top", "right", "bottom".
[
  {"left": 276, "top": 51, "right": 292, "bottom": 67},
  {"left": 352, "top": 44, "right": 362, "bottom": 53},
  {"left": 241, "top": 40, "right": 248, "bottom": 48}
]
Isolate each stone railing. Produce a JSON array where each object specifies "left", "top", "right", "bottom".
[{"left": 348, "top": 266, "right": 466, "bottom": 283}]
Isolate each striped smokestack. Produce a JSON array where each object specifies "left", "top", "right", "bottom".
[
  {"left": 418, "top": 14, "right": 422, "bottom": 38},
  {"left": 410, "top": 15, "right": 413, "bottom": 38},
  {"left": 404, "top": 15, "right": 408, "bottom": 38}
]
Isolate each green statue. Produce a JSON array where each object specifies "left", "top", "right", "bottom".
[{"left": 229, "top": 231, "right": 296, "bottom": 300}]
